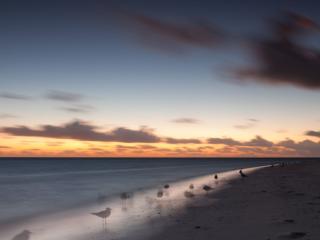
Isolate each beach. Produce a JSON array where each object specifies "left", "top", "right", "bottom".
[
  {"left": 0, "top": 159, "right": 273, "bottom": 240},
  {"left": 3, "top": 159, "right": 320, "bottom": 240},
  {"left": 148, "top": 160, "right": 320, "bottom": 240}
]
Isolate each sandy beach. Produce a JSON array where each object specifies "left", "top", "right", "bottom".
[
  {"left": 147, "top": 160, "right": 320, "bottom": 240},
  {"left": 4, "top": 160, "right": 320, "bottom": 240}
]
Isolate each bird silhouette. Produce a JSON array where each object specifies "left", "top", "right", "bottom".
[
  {"left": 120, "top": 192, "right": 130, "bottom": 210},
  {"left": 184, "top": 190, "right": 195, "bottom": 199},
  {"left": 91, "top": 207, "right": 112, "bottom": 228},
  {"left": 239, "top": 169, "right": 248, "bottom": 178},
  {"left": 214, "top": 174, "right": 218, "bottom": 180},
  {"left": 203, "top": 185, "right": 213, "bottom": 195},
  {"left": 163, "top": 184, "right": 170, "bottom": 189},
  {"left": 189, "top": 184, "right": 194, "bottom": 190},
  {"left": 157, "top": 190, "right": 164, "bottom": 198},
  {"left": 11, "top": 230, "right": 31, "bottom": 240}
]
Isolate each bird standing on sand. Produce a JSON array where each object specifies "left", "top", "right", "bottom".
[
  {"left": 91, "top": 207, "right": 112, "bottom": 227},
  {"left": 120, "top": 192, "right": 130, "bottom": 210},
  {"left": 184, "top": 190, "right": 195, "bottom": 199},
  {"left": 11, "top": 230, "right": 31, "bottom": 240},
  {"left": 157, "top": 190, "right": 164, "bottom": 198},
  {"left": 163, "top": 184, "right": 170, "bottom": 196},
  {"left": 189, "top": 184, "right": 194, "bottom": 190},
  {"left": 239, "top": 169, "right": 248, "bottom": 178},
  {"left": 203, "top": 185, "right": 213, "bottom": 194},
  {"left": 214, "top": 174, "right": 218, "bottom": 180}
]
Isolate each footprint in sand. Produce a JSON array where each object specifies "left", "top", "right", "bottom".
[
  {"left": 11, "top": 230, "right": 31, "bottom": 240},
  {"left": 277, "top": 232, "right": 307, "bottom": 239}
]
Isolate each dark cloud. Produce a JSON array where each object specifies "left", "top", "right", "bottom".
[
  {"left": 244, "top": 136, "right": 273, "bottom": 147},
  {"left": 165, "top": 137, "right": 202, "bottom": 144},
  {"left": 171, "top": 118, "right": 200, "bottom": 124},
  {"left": 207, "top": 137, "right": 241, "bottom": 146},
  {"left": 46, "top": 90, "right": 84, "bottom": 102},
  {"left": 236, "top": 12, "right": 320, "bottom": 90},
  {"left": 277, "top": 139, "right": 320, "bottom": 156},
  {"left": 305, "top": 130, "right": 320, "bottom": 138},
  {"left": 0, "top": 92, "right": 31, "bottom": 100},
  {"left": 2, "top": 120, "right": 161, "bottom": 143},
  {"left": 207, "top": 136, "right": 273, "bottom": 147},
  {"left": 121, "top": 10, "right": 224, "bottom": 51}
]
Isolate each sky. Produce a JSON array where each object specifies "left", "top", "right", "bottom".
[{"left": 1, "top": 0, "right": 320, "bottom": 157}]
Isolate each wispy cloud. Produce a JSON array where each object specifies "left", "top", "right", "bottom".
[
  {"left": 120, "top": 10, "right": 224, "bottom": 52},
  {"left": 234, "top": 118, "right": 259, "bottom": 129},
  {"left": 45, "top": 90, "right": 84, "bottom": 102},
  {"left": 0, "top": 92, "right": 31, "bottom": 100},
  {"left": 60, "top": 105, "right": 95, "bottom": 113},
  {"left": 0, "top": 146, "right": 10, "bottom": 149},
  {"left": 0, "top": 113, "right": 18, "bottom": 119},
  {"left": 171, "top": 118, "right": 200, "bottom": 124}
]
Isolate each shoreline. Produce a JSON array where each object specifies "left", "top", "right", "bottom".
[
  {"left": 1, "top": 165, "right": 269, "bottom": 240},
  {"left": 147, "top": 160, "right": 320, "bottom": 240}
]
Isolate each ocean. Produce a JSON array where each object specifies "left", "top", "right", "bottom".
[{"left": 0, "top": 158, "right": 282, "bottom": 226}]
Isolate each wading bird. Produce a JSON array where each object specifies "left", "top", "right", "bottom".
[
  {"left": 203, "top": 185, "right": 213, "bottom": 194},
  {"left": 157, "top": 190, "right": 164, "bottom": 198},
  {"left": 120, "top": 192, "right": 130, "bottom": 210},
  {"left": 184, "top": 190, "right": 195, "bottom": 199},
  {"left": 91, "top": 207, "right": 112, "bottom": 227}
]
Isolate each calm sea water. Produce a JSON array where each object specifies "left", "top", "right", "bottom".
[{"left": 0, "top": 158, "right": 281, "bottom": 224}]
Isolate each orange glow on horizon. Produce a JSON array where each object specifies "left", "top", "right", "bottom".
[{"left": 0, "top": 134, "right": 309, "bottom": 157}]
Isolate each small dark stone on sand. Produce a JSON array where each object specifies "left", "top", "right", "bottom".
[
  {"left": 283, "top": 219, "right": 295, "bottom": 223},
  {"left": 278, "top": 232, "right": 307, "bottom": 239}
]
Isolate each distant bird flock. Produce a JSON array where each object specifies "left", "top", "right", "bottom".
[
  {"left": 11, "top": 164, "right": 285, "bottom": 239},
  {"left": 88, "top": 168, "right": 256, "bottom": 232}
]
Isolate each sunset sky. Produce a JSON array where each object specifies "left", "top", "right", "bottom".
[{"left": 1, "top": 0, "right": 320, "bottom": 157}]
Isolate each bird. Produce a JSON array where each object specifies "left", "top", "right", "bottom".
[
  {"left": 120, "top": 192, "right": 130, "bottom": 210},
  {"left": 91, "top": 207, "right": 112, "bottom": 227},
  {"left": 189, "top": 184, "right": 194, "bottom": 190},
  {"left": 184, "top": 190, "right": 195, "bottom": 199},
  {"left": 157, "top": 190, "right": 164, "bottom": 198},
  {"left": 239, "top": 169, "right": 248, "bottom": 178},
  {"left": 163, "top": 184, "right": 170, "bottom": 189},
  {"left": 11, "top": 230, "right": 31, "bottom": 240},
  {"left": 163, "top": 184, "right": 171, "bottom": 196},
  {"left": 214, "top": 174, "right": 218, "bottom": 180},
  {"left": 202, "top": 185, "right": 213, "bottom": 194}
]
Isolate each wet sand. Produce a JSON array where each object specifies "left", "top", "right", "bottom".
[{"left": 148, "top": 160, "right": 320, "bottom": 240}]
